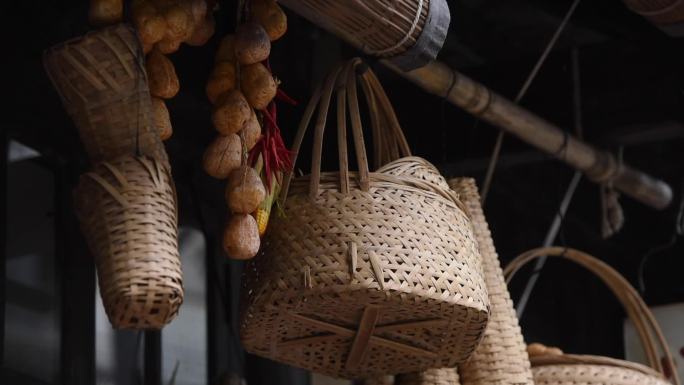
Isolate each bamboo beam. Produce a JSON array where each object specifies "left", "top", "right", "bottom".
[{"left": 382, "top": 60, "right": 673, "bottom": 209}]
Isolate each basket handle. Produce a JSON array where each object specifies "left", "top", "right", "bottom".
[
  {"left": 503, "top": 247, "right": 680, "bottom": 385},
  {"left": 280, "top": 58, "right": 412, "bottom": 200}
]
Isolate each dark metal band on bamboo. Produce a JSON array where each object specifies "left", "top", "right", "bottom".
[{"left": 382, "top": 60, "right": 673, "bottom": 209}]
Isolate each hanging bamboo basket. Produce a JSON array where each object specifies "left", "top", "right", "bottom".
[
  {"left": 278, "top": 0, "right": 450, "bottom": 71},
  {"left": 240, "top": 58, "right": 489, "bottom": 379},
  {"left": 504, "top": 247, "right": 680, "bottom": 385},
  {"left": 43, "top": 23, "right": 167, "bottom": 163},
  {"left": 75, "top": 155, "right": 183, "bottom": 329}
]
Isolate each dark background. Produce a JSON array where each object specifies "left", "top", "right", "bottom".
[{"left": 3, "top": 0, "right": 684, "bottom": 384}]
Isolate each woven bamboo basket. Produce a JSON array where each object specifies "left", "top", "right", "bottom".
[
  {"left": 240, "top": 58, "right": 489, "bottom": 379},
  {"left": 278, "top": 0, "right": 450, "bottom": 70},
  {"left": 44, "top": 24, "right": 167, "bottom": 163},
  {"left": 622, "top": 0, "right": 684, "bottom": 24},
  {"left": 504, "top": 247, "right": 680, "bottom": 385},
  {"left": 75, "top": 155, "right": 183, "bottom": 329},
  {"left": 396, "top": 369, "right": 461, "bottom": 385},
  {"left": 374, "top": 176, "right": 532, "bottom": 385},
  {"left": 448, "top": 178, "right": 534, "bottom": 385}
]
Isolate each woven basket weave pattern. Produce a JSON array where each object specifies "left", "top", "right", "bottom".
[
  {"left": 532, "top": 364, "right": 670, "bottom": 385},
  {"left": 240, "top": 60, "right": 489, "bottom": 379},
  {"left": 76, "top": 156, "right": 182, "bottom": 329},
  {"left": 44, "top": 24, "right": 167, "bottom": 163},
  {"left": 279, "top": 0, "right": 429, "bottom": 57},
  {"left": 242, "top": 171, "right": 489, "bottom": 378},
  {"left": 449, "top": 178, "right": 534, "bottom": 385},
  {"left": 397, "top": 368, "right": 461, "bottom": 385}
]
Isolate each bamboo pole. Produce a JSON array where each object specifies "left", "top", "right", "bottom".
[{"left": 382, "top": 59, "right": 673, "bottom": 209}]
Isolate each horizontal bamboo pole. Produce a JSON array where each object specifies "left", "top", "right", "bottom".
[{"left": 382, "top": 59, "right": 673, "bottom": 209}]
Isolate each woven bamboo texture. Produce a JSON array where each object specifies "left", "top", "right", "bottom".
[
  {"left": 531, "top": 355, "right": 670, "bottom": 385},
  {"left": 447, "top": 178, "right": 534, "bottom": 385},
  {"left": 278, "top": 0, "right": 450, "bottom": 70},
  {"left": 240, "top": 59, "right": 489, "bottom": 379},
  {"left": 622, "top": 0, "right": 684, "bottom": 24},
  {"left": 279, "top": 0, "right": 427, "bottom": 57},
  {"left": 75, "top": 155, "right": 183, "bottom": 329},
  {"left": 504, "top": 247, "right": 680, "bottom": 385},
  {"left": 396, "top": 368, "right": 461, "bottom": 385},
  {"left": 44, "top": 24, "right": 167, "bottom": 163}
]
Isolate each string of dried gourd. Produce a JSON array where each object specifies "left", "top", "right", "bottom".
[
  {"left": 201, "top": 0, "right": 291, "bottom": 260},
  {"left": 89, "top": 0, "right": 218, "bottom": 142}
]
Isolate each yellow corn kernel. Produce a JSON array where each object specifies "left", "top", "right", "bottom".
[{"left": 256, "top": 207, "right": 270, "bottom": 236}]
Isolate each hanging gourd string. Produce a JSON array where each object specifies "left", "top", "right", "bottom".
[
  {"left": 235, "top": 0, "right": 248, "bottom": 167},
  {"left": 479, "top": 0, "right": 583, "bottom": 205}
]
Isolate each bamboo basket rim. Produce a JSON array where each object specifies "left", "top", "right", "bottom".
[
  {"left": 287, "top": 169, "right": 468, "bottom": 214},
  {"left": 530, "top": 354, "right": 666, "bottom": 379}
]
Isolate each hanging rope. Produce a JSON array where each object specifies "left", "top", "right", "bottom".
[{"left": 480, "top": 0, "right": 583, "bottom": 205}]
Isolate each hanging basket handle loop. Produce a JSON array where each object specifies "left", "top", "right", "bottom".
[
  {"left": 280, "top": 58, "right": 412, "bottom": 201},
  {"left": 503, "top": 247, "right": 680, "bottom": 385}
]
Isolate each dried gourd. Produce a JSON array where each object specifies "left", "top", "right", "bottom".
[
  {"left": 202, "top": 134, "right": 242, "bottom": 179},
  {"left": 152, "top": 97, "right": 173, "bottom": 140},
  {"left": 162, "top": 5, "right": 193, "bottom": 42},
  {"left": 185, "top": 15, "right": 214, "bottom": 46},
  {"left": 89, "top": 0, "right": 123, "bottom": 26},
  {"left": 240, "top": 62, "right": 277, "bottom": 110},
  {"left": 212, "top": 90, "right": 251, "bottom": 135},
  {"left": 225, "top": 166, "right": 266, "bottom": 214},
  {"left": 251, "top": 0, "right": 287, "bottom": 41},
  {"left": 146, "top": 50, "right": 180, "bottom": 99},
  {"left": 142, "top": 41, "right": 154, "bottom": 54},
  {"left": 156, "top": 36, "right": 182, "bottom": 54},
  {"left": 184, "top": 0, "right": 207, "bottom": 24},
  {"left": 139, "top": 14, "right": 167, "bottom": 47},
  {"left": 206, "top": 61, "right": 236, "bottom": 104},
  {"left": 214, "top": 35, "right": 236, "bottom": 63},
  {"left": 133, "top": 1, "right": 167, "bottom": 46},
  {"left": 241, "top": 109, "right": 262, "bottom": 150},
  {"left": 223, "top": 214, "right": 260, "bottom": 260},
  {"left": 234, "top": 22, "right": 271, "bottom": 65}
]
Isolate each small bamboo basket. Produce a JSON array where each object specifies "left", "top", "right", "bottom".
[
  {"left": 43, "top": 23, "right": 167, "bottom": 163},
  {"left": 75, "top": 155, "right": 183, "bottom": 329},
  {"left": 240, "top": 59, "right": 489, "bottom": 379},
  {"left": 278, "top": 0, "right": 450, "bottom": 70},
  {"left": 504, "top": 247, "right": 680, "bottom": 385}
]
